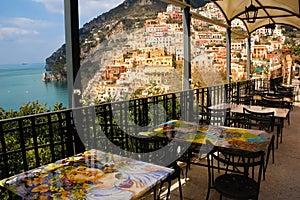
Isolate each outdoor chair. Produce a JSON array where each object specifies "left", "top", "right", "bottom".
[
  {"left": 242, "top": 107, "right": 275, "bottom": 179},
  {"left": 260, "top": 96, "right": 290, "bottom": 145},
  {"left": 237, "top": 95, "right": 253, "bottom": 105},
  {"left": 275, "top": 87, "right": 295, "bottom": 106},
  {"left": 276, "top": 85, "right": 294, "bottom": 93},
  {"left": 253, "top": 88, "right": 268, "bottom": 96},
  {"left": 259, "top": 96, "right": 284, "bottom": 109},
  {"left": 261, "top": 95, "right": 283, "bottom": 101},
  {"left": 129, "top": 135, "right": 183, "bottom": 200},
  {"left": 206, "top": 146, "right": 265, "bottom": 200}
]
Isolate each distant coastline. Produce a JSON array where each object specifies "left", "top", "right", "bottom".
[
  {"left": 0, "top": 63, "right": 68, "bottom": 111},
  {"left": 42, "top": 71, "right": 66, "bottom": 82}
]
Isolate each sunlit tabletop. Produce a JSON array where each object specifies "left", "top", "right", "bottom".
[
  {"left": 0, "top": 149, "right": 174, "bottom": 200},
  {"left": 209, "top": 103, "right": 289, "bottom": 118},
  {"left": 252, "top": 95, "right": 293, "bottom": 103},
  {"left": 141, "top": 120, "right": 273, "bottom": 153}
]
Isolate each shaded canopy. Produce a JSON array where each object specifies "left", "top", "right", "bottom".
[{"left": 212, "top": 0, "right": 300, "bottom": 34}]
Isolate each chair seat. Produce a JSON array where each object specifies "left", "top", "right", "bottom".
[{"left": 214, "top": 174, "right": 259, "bottom": 199}]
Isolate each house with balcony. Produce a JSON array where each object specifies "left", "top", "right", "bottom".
[
  {"left": 252, "top": 45, "right": 269, "bottom": 59},
  {"left": 1, "top": 1, "right": 300, "bottom": 200}
]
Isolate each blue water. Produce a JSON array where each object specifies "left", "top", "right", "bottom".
[{"left": 0, "top": 63, "right": 69, "bottom": 111}]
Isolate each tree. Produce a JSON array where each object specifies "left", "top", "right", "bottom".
[
  {"left": 291, "top": 45, "right": 300, "bottom": 56},
  {"left": 0, "top": 101, "right": 66, "bottom": 119}
]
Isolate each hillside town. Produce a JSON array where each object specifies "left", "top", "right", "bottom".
[{"left": 81, "top": 2, "right": 297, "bottom": 105}]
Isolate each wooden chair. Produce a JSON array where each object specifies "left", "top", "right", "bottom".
[{"left": 206, "top": 146, "right": 264, "bottom": 200}]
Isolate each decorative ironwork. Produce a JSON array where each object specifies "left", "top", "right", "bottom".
[{"left": 245, "top": 0, "right": 258, "bottom": 23}]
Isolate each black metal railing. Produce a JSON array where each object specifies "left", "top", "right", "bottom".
[{"left": 0, "top": 78, "right": 276, "bottom": 199}]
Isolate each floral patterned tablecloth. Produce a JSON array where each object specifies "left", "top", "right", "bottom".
[
  {"left": 150, "top": 120, "right": 273, "bottom": 152},
  {"left": 0, "top": 149, "right": 174, "bottom": 200}
]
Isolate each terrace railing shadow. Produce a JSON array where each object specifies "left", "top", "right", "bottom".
[{"left": 0, "top": 78, "right": 276, "bottom": 199}]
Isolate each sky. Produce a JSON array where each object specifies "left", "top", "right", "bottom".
[{"left": 0, "top": 0, "right": 124, "bottom": 65}]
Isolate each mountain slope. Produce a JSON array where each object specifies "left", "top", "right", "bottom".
[{"left": 44, "top": 0, "right": 168, "bottom": 76}]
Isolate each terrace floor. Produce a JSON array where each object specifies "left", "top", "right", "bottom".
[{"left": 144, "top": 81, "right": 300, "bottom": 200}]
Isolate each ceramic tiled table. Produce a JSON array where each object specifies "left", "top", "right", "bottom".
[
  {"left": 149, "top": 120, "right": 273, "bottom": 153},
  {"left": 147, "top": 120, "right": 274, "bottom": 175},
  {"left": 209, "top": 103, "right": 289, "bottom": 148},
  {"left": 0, "top": 149, "right": 174, "bottom": 200}
]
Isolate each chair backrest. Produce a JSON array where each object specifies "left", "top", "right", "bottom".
[
  {"left": 129, "top": 135, "right": 170, "bottom": 164},
  {"left": 238, "top": 95, "right": 253, "bottom": 105},
  {"left": 243, "top": 107, "right": 274, "bottom": 132},
  {"left": 275, "top": 88, "right": 294, "bottom": 98},
  {"left": 208, "top": 107, "right": 231, "bottom": 127},
  {"left": 260, "top": 96, "right": 284, "bottom": 108},
  {"left": 263, "top": 95, "right": 283, "bottom": 100},
  {"left": 207, "top": 146, "right": 264, "bottom": 199},
  {"left": 276, "top": 85, "right": 294, "bottom": 92},
  {"left": 131, "top": 135, "right": 190, "bottom": 163},
  {"left": 254, "top": 89, "right": 268, "bottom": 96},
  {"left": 130, "top": 135, "right": 169, "bottom": 153}
]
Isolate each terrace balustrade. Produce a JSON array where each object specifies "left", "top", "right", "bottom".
[{"left": 0, "top": 77, "right": 282, "bottom": 199}]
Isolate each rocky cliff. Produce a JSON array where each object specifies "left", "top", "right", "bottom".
[{"left": 44, "top": 0, "right": 168, "bottom": 79}]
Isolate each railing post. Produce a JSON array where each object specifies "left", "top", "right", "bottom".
[
  {"left": 143, "top": 97, "right": 149, "bottom": 126},
  {"left": 172, "top": 93, "right": 177, "bottom": 120},
  {"left": 224, "top": 83, "right": 229, "bottom": 103},
  {"left": 0, "top": 123, "right": 9, "bottom": 178},
  {"left": 65, "top": 111, "right": 75, "bottom": 157},
  {"left": 30, "top": 118, "right": 41, "bottom": 166},
  {"left": 18, "top": 119, "right": 28, "bottom": 171},
  {"left": 207, "top": 87, "right": 212, "bottom": 107}
]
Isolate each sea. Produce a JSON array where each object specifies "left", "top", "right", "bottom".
[{"left": 0, "top": 63, "right": 69, "bottom": 112}]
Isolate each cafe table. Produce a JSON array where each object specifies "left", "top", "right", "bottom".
[
  {"left": 0, "top": 149, "right": 174, "bottom": 200},
  {"left": 252, "top": 94, "right": 293, "bottom": 104},
  {"left": 140, "top": 120, "right": 274, "bottom": 170},
  {"left": 208, "top": 103, "right": 289, "bottom": 119},
  {"left": 148, "top": 120, "right": 273, "bottom": 153},
  {"left": 209, "top": 103, "right": 289, "bottom": 148}
]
